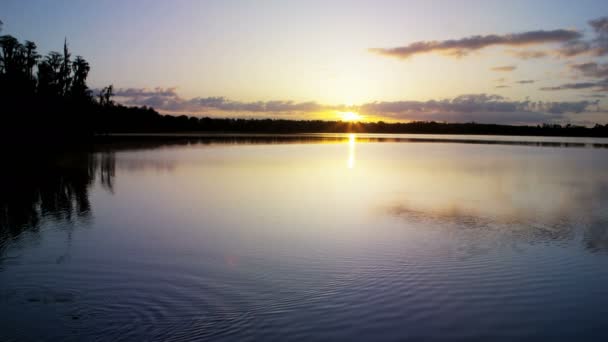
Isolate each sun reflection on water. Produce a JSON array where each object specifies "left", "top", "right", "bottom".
[{"left": 348, "top": 133, "right": 356, "bottom": 169}]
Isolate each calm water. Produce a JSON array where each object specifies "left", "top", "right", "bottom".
[{"left": 1, "top": 134, "right": 608, "bottom": 341}]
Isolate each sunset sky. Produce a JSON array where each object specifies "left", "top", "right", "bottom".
[{"left": 2, "top": 0, "right": 608, "bottom": 124}]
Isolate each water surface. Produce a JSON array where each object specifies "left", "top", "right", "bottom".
[{"left": 1, "top": 134, "right": 608, "bottom": 341}]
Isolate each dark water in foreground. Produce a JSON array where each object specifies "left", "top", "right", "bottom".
[{"left": 1, "top": 134, "right": 608, "bottom": 341}]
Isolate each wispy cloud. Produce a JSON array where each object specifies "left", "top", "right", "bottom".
[
  {"left": 370, "top": 16, "right": 608, "bottom": 60},
  {"left": 540, "top": 80, "right": 608, "bottom": 91},
  {"left": 539, "top": 61, "right": 608, "bottom": 92},
  {"left": 491, "top": 65, "right": 517, "bottom": 72},
  {"left": 508, "top": 50, "right": 549, "bottom": 59},
  {"left": 516, "top": 80, "right": 535, "bottom": 84},
  {"left": 369, "top": 29, "right": 581, "bottom": 59},
  {"left": 115, "top": 87, "right": 180, "bottom": 98},
  {"left": 495, "top": 85, "right": 510, "bottom": 88}
]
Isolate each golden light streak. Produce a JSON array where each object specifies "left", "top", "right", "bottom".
[{"left": 348, "top": 133, "right": 356, "bottom": 169}]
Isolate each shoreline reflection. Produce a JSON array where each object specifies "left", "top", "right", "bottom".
[{"left": 0, "top": 153, "right": 116, "bottom": 248}]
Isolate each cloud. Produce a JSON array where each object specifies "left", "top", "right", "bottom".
[
  {"left": 540, "top": 79, "right": 608, "bottom": 91},
  {"left": 112, "top": 88, "right": 335, "bottom": 114},
  {"left": 590, "top": 16, "right": 608, "bottom": 56},
  {"left": 195, "top": 97, "right": 325, "bottom": 112},
  {"left": 556, "top": 17, "right": 608, "bottom": 57},
  {"left": 358, "top": 94, "right": 599, "bottom": 124},
  {"left": 113, "top": 88, "right": 602, "bottom": 125},
  {"left": 494, "top": 78, "right": 507, "bottom": 83},
  {"left": 516, "top": 80, "right": 535, "bottom": 84},
  {"left": 535, "top": 100, "right": 599, "bottom": 114},
  {"left": 370, "top": 17, "right": 608, "bottom": 61},
  {"left": 115, "top": 87, "right": 179, "bottom": 98},
  {"left": 360, "top": 94, "right": 594, "bottom": 114},
  {"left": 570, "top": 62, "right": 608, "bottom": 78},
  {"left": 539, "top": 82, "right": 598, "bottom": 90},
  {"left": 491, "top": 65, "right": 516, "bottom": 72},
  {"left": 508, "top": 49, "right": 549, "bottom": 59},
  {"left": 369, "top": 29, "right": 581, "bottom": 59},
  {"left": 557, "top": 40, "right": 594, "bottom": 57},
  {"left": 540, "top": 62, "right": 608, "bottom": 91},
  {"left": 495, "top": 85, "right": 510, "bottom": 89}
]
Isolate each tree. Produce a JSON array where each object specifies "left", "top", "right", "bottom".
[
  {"left": 59, "top": 39, "right": 72, "bottom": 96},
  {"left": 71, "top": 56, "right": 90, "bottom": 100},
  {"left": 23, "top": 41, "right": 39, "bottom": 82},
  {"left": 37, "top": 52, "right": 63, "bottom": 97},
  {"left": 98, "top": 85, "right": 114, "bottom": 107},
  {"left": 0, "top": 35, "right": 20, "bottom": 75}
]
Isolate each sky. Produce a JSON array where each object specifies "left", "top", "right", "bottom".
[{"left": 2, "top": 0, "right": 608, "bottom": 124}]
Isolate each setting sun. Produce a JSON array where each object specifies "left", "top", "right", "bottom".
[{"left": 340, "top": 111, "right": 362, "bottom": 121}]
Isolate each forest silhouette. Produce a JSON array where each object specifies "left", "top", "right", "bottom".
[{"left": 1, "top": 30, "right": 608, "bottom": 142}]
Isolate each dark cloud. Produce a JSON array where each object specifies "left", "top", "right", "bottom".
[
  {"left": 541, "top": 61, "right": 608, "bottom": 91},
  {"left": 570, "top": 62, "right": 608, "bottom": 78},
  {"left": 114, "top": 89, "right": 602, "bottom": 125},
  {"left": 534, "top": 100, "right": 599, "bottom": 114},
  {"left": 358, "top": 94, "right": 598, "bottom": 124},
  {"left": 556, "top": 17, "right": 608, "bottom": 57},
  {"left": 360, "top": 94, "right": 519, "bottom": 114},
  {"left": 540, "top": 79, "right": 608, "bottom": 91},
  {"left": 369, "top": 29, "right": 581, "bottom": 59},
  {"left": 360, "top": 94, "right": 594, "bottom": 115},
  {"left": 540, "top": 82, "right": 599, "bottom": 90},
  {"left": 516, "top": 80, "right": 535, "bottom": 84},
  {"left": 491, "top": 65, "right": 516, "bottom": 72},
  {"left": 495, "top": 85, "right": 510, "bottom": 88},
  {"left": 590, "top": 17, "right": 608, "bottom": 56}
]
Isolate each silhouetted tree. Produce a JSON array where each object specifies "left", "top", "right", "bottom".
[
  {"left": 98, "top": 85, "right": 114, "bottom": 107},
  {"left": 37, "top": 51, "right": 64, "bottom": 97},
  {"left": 59, "top": 38, "right": 72, "bottom": 96},
  {"left": 0, "top": 35, "right": 20, "bottom": 76},
  {"left": 23, "top": 40, "right": 39, "bottom": 82},
  {"left": 71, "top": 56, "right": 91, "bottom": 100}
]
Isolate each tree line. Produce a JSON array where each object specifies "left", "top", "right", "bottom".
[{"left": 1, "top": 29, "right": 608, "bottom": 143}]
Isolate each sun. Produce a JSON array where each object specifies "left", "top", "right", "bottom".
[{"left": 339, "top": 111, "right": 362, "bottom": 121}]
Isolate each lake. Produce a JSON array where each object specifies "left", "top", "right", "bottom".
[{"left": 1, "top": 134, "right": 608, "bottom": 341}]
